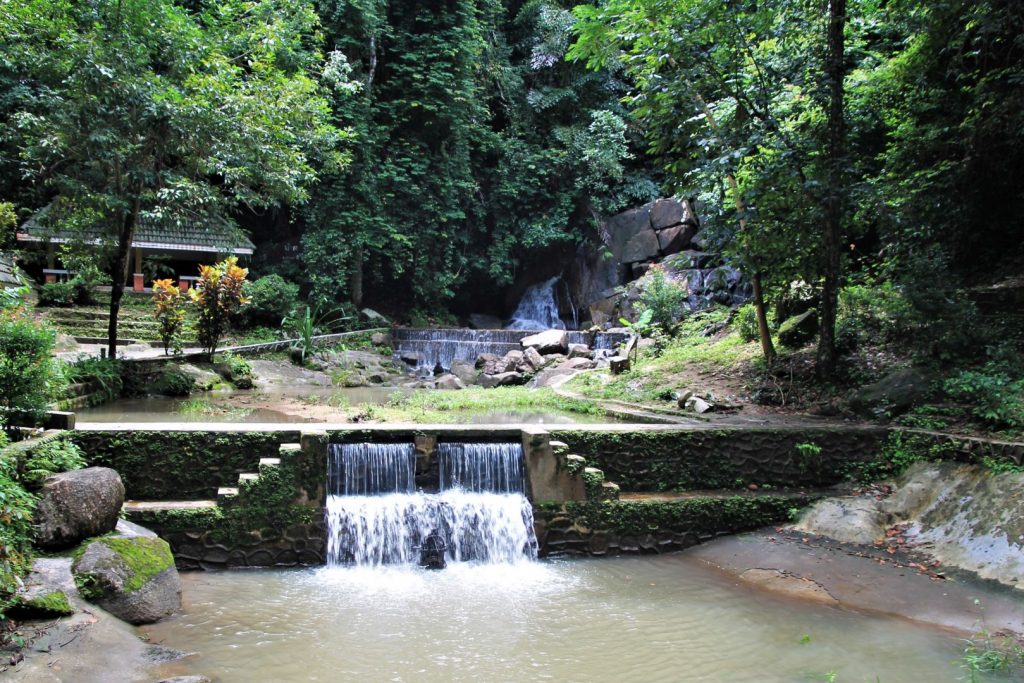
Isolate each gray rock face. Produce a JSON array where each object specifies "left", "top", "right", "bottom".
[
  {"left": 607, "top": 205, "right": 652, "bottom": 262},
  {"left": 849, "top": 368, "right": 932, "bottom": 418},
  {"left": 450, "top": 359, "right": 479, "bottom": 385},
  {"left": 567, "top": 343, "right": 593, "bottom": 359},
  {"left": 523, "top": 346, "right": 546, "bottom": 372},
  {"left": 562, "top": 357, "right": 596, "bottom": 371},
  {"left": 622, "top": 229, "right": 661, "bottom": 264},
  {"left": 657, "top": 224, "right": 697, "bottom": 255},
  {"left": 778, "top": 310, "right": 818, "bottom": 348},
  {"left": 649, "top": 198, "right": 685, "bottom": 230},
  {"left": 435, "top": 374, "right": 465, "bottom": 391},
  {"left": 34, "top": 467, "right": 124, "bottom": 549},
  {"left": 360, "top": 308, "right": 390, "bottom": 324},
  {"left": 370, "top": 332, "right": 392, "bottom": 346},
  {"left": 72, "top": 535, "right": 181, "bottom": 624},
  {"left": 178, "top": 363, "right": 223, "bottom": 391},
  {"left": 479, "top": 371, "right": 526, "bottom": 388},
  {"left": 520, "top": 330, "right": 568, "bottom": 354}
]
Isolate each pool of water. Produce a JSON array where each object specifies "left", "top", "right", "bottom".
[
  {"left": 75, "top": 396, "right": 312, "bottom": 423},
  {"left": 145, "top": 554, "right": 976, "bottom": 682}
]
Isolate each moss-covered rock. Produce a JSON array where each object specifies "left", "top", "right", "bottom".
[
  {"left": 778, "top": 310, "right": 818, "bottom": 348},
  {"left": 9, "top": 590, "right": 75, "bottom": 618},
  {"left": 72, "top": 535, "right": 181, "bottom": 624}
]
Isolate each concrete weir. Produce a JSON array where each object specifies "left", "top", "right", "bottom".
[{"left": 73, "top": 421, "right": 888, "bottom": 568}]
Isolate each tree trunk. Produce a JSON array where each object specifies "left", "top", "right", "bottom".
[
  {"left": 751, "top": 273, "right": 775, "bottom": 365},
  {"left": 350, "top": 244, "right": 364, "bottom": 309},
  {"left": 696, "top": 94, "right": 776, "bottom": 364},
  {"left": 107, "top": 201, "right": 139, "bottom": 359},
  {"left": 817, "top": 0, "right": 847, "bottom": 377}
]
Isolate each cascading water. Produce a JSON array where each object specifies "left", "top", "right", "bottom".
[
  {"left": 326, "top": 443, "right": 537, "bottom": 567},
  {"left": 507, "top": 276, "right": 566, "bottom": 330}
]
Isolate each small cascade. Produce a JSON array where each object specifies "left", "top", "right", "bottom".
[
  {"left": 507, "top": 276, "right": 566, "bottom": 330},
  {"left": 392, "top": 327, "right": 630, "bottom": 373},
  {"left": 438, "top": 442, "right": 525, "bottom": 494},
  {"left": 326, "top": 443, "right": 537, "bottom": 568}
]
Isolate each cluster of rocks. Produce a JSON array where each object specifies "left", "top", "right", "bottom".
[
  {"left": 570, "top": 198, "right": 753, "bottom": 328},
  {"left": 426, "top": 329, "right": 604, "bottom": 390},
  {"left": 26, "top": 466, "right": 181, "bottom": 625}
]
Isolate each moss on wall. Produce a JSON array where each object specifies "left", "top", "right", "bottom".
[
  {"left": 549, "top": 427, "right": 887, "bottom": 491},
  {"left": 69, "top": 430, "right": 298, "bottom": 499}
]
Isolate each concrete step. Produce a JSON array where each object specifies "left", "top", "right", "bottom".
[
  {"left": 238, "top": 473, "right": 259, "bottom": 485},
  {"left": 279, "top": 443, "right": 301, "bottom": 456},
  {"left": 601, "top": 481, "right": 621, "bottom": 501},
  {"left": 217, "top": 487, "right": 239, "bottom": 498},
  {"left": 123, "top": 500, "right": 217, "bottom": 512},
  {"left": 259, "top": 457, "right": 281, "bottom": 468}
]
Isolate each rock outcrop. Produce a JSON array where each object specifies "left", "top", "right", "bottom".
[{"left": 34, "top": 467, "right": 124, "bottom": 549}]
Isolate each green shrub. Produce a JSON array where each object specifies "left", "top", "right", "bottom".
[
  {"left": 736, "top": 304, "right": 759, "bottom": 342},
  {"left": 241, "top": 274, "right": 299, "bottom": 328},
  {"left": 214, "top": 351, "right": 253, "bottom": 389},
  {"left": 37, "top": 281, "right": 77, "bottom": 307},
  {"left": 635, "top": 265, "right": 687, "bottom": 334},
  {"left": 0, "top": 315, "right": 64, "bottom": 427},
  {"left": 944, "top": 363, "right": 1024, "bottom": 430},
  {"left": 19, "top": 438, "right": 86, "bottom": 489},
  {"left": 65, "top": 357, "right": 123, "bottom": 403},
  {"left": 152, "top": 368, "right": 196, "bottom": 397},
  {"left": 0, "top": 466, "right": 37, "bottom": 608}
]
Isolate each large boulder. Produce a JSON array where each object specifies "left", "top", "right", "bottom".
[
  {"left": 479, "top": 371, "right": 527, "bottom": 388},
  {"left": 72, "top": 534, "right": 181, "bottom": 624},
  {"left": 656, "top": 224, "right": 698, "bottom": 255},
  {"left": 849, "top": 368, "right": 932, "bottom": 418},
  {"left": 450, "top": 359, "right": 479, "bottom": 385},
  {"left": 649, "top": 198, "right": 685, "bottom": 230},
  {"left": 606, "top": 205, "right": 652, "bottom": 262},
  {"left": 520, "top": 330, "right": 568, "bottom": 354},
  {"left": 435, "top": 374, "right": 465, "bottom": 391},
  {"left": 34, "top": 467, "right": 124, "bottom": 549},
  {"left": 778, "top": 310, "right": 818, "bottom": 348},
  {"left": 621, "top": 229, "right": 661, "bottom": 264},
  {"left": 523, "top": 346, "right": 546, "bottom": 372},
  {"left": 177, "top": 363, "right": 223, "bottom": 392}
]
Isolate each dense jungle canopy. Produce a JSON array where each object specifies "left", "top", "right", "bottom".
[{"left": 0, "top": 0, "right": 1022, "bottom": 365}]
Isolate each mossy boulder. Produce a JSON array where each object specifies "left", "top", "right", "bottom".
[
  {"left": 9, "top": 590, "right": 75, "bottom": 618},
  {"left": 72, "top": 535, "right": 181, "bottom": 624},
  {"left": 778, "top": 310, "right": 818, "bottom": 348}
]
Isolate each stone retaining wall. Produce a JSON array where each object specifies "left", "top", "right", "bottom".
[{"left": 550, "top": 426, "right": 889, "bottom": 490}]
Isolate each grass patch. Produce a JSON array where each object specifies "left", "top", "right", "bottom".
[
  {"left": 363, "top": 386, "right": 603, "bottom": 423},
  {"left": 176, "top": 398, "right": 252, "bottom": 420}
]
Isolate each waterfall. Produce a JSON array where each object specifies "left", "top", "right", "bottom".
[
  {"left": 392, "top": 328, "right": 629, "bottom": 373},
  {"left": 326, "top": 443, "right": 537, "bottom": 567},
  {"left": 438, "top": 442, "right": 525, "bottom": 494},
  {"left": 507, "top": 276, "right": 566, "bottom": 330}
]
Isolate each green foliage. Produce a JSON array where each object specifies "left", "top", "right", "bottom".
[
  {"left": 960, "top": 629, "right": 1024, "bottom": 682},
  {"left": 3, "top": 0, "right": 348, "bottom": 352},
  {"left": 0, "top": 313, "right": 64, "bottom": 427},
  {"left": 303, "top": 0, "right": 655, "bottom": 309},
  {"left": 634, "top": 266, "right": 687, "bottom": 335},
  {"left": 152, "top": 368, "right": 195, "bottom": 398},
  {"left": 214, "top": 351, "right": 253, "bottom": 389},
  {"left": 242, "top": 275, "right": 300, "bottom": 328},
  {"left": 19, "top": 438, "right": 85, "bottom": 489},
  {"left": 0, "top": 462, "right": 37, "bottom": 611},
  {"left": 10, "top": 590, "right": 73, "bottom": 617},
  {"left": 189, "top": 257, "right": 249, "bottom": 360},
  {"left": 37, "top": 281, "right": 77, "bottom": 308},
  {"left": 845, "top": 431, "right": 950, "bottom": 484},
  {"left": 65, "top": 357, "right": 123, "bottom": 404},
  {"left": 944, "top": 364, "right": 1024, "bottom": 430},
  {"left": 736, "top": 304, "right": 759, "bottom": 343},
  {"left": 284, "top": 303, "right": 351, "bottom": 364},
  {"left": 152, "top": 279, "right": 188, "bottom": 356}
]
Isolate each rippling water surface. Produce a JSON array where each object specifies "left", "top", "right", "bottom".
[{"left": 145, "top": 554, "right": 973, "bottom": 682}]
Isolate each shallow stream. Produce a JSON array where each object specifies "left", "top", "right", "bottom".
[{"left": 145, "top": 554, "right": 978, "bottom": 682}]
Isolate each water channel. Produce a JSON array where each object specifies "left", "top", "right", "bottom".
[{"left": 144, "top": 554, "right": 977, "bottom": 682}]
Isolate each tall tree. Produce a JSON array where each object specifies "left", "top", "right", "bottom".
[
  {"left": 570, "top": 0, "right": 854, "bottom": 366},
  {"left": 817, "top": 0, "right": 847, "bottom": 376},
  {"left": 3, "top": 0, "right": 347, "bottom": 357}
]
